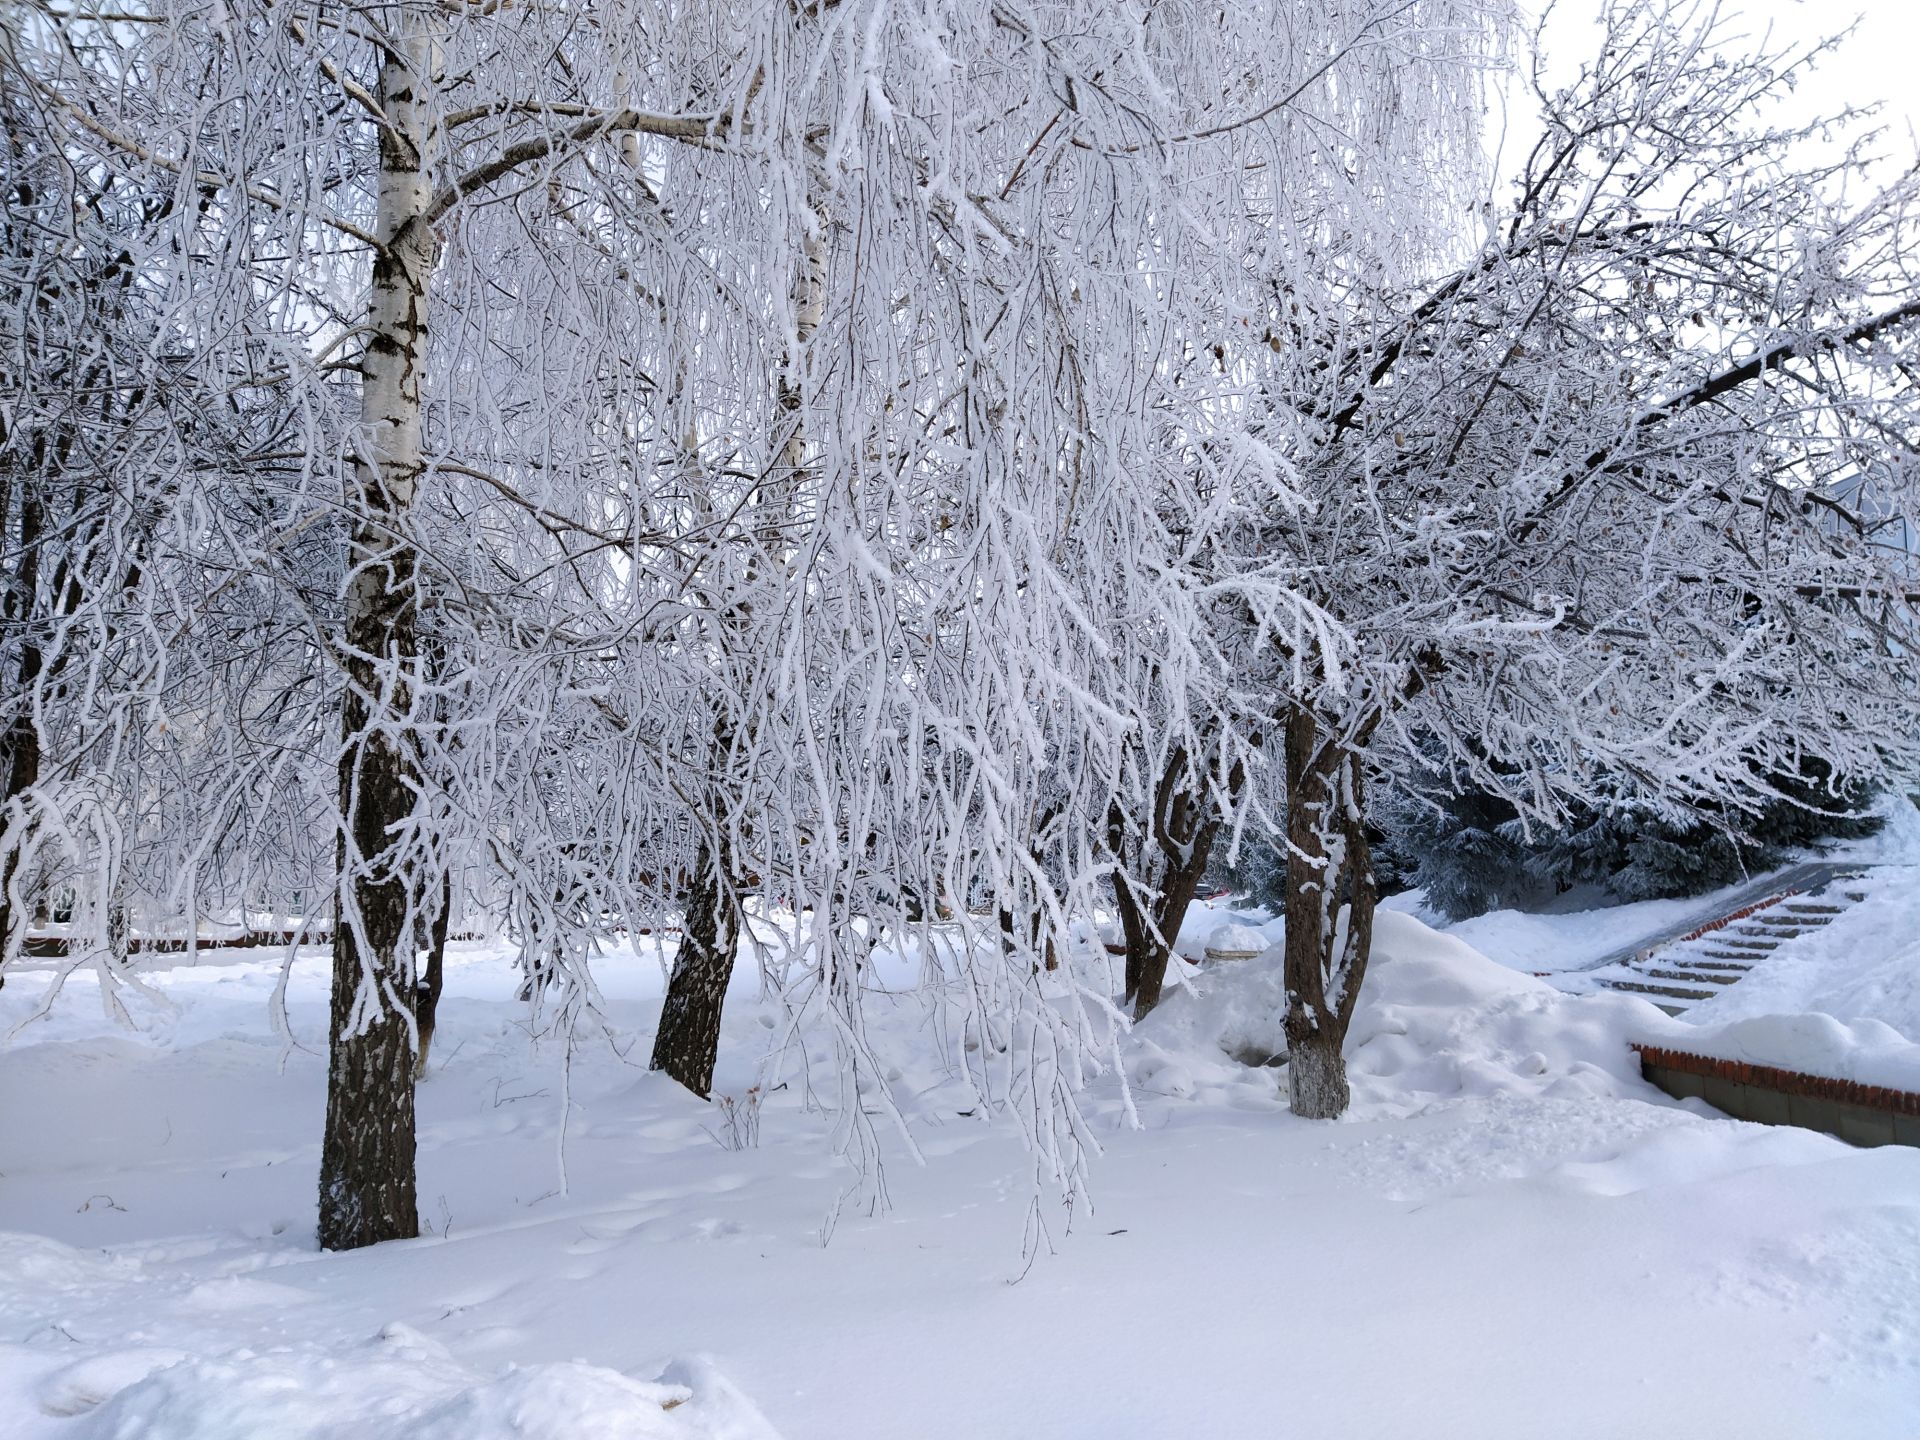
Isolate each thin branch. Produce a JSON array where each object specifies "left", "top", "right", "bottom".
[{"left": 27, "top": 74, "right": 379, "bottom": 249}]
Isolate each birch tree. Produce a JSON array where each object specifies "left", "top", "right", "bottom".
[
  {"left": 12, "top": 0, "right": 781, "bottom": 1246},
  {"left": 11, "top": 0, "right": 1518, "bottom": 1235}
]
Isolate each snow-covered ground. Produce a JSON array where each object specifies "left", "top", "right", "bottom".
[{"left": 6, "top": 912, "right": 1920, "bottom": 1437}]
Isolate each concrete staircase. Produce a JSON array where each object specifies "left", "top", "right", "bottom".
[{"left": 1589, "top": 873, "right": 1869, "bottom": 1015}]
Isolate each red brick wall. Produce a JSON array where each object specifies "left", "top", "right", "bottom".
[{"left": 1631, "top": 1042, "right": 1920, "bottom": 1117}]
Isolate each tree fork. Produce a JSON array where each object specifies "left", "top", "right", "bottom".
[
  {"left": 1128, "top": 826, "right": 1216, "bottom": 1020},
  {"left": 1125, "top": 750, "right": 1243, "bottom": 1020}
]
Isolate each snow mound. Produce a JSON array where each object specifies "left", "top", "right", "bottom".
[
  {"left": 1171, "top": 899, "right": 1276, "bottom": 960},
  {"left": 1205, "top": 923, "right": 1268, "bottom": 955},
  {"left": 1132, "top": 909, "right": 1666, "bottom": 1113},
  {"left": 63, "top": 1325, "right": 780, "bottom": 1440},
  {"left": 1650, "top": 1013, "right": 1920, "bottom": 1094},
  {"left": 0, "top": 1230, "right": 139, "bottom": 1293},
  {"left": 39, "top": 1349, "right": 191, "bottom": 1418},
  {"left": 1767, "top": 940, "right": 1920, "bottom": 1038}
]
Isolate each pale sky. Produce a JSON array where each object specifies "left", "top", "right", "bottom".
[
  {"left": 1672, "top": 1, "right": 1918, "bottom": 141},
  {"left": 1498, "top": 1, "right": 1920, "bottom": 185}
]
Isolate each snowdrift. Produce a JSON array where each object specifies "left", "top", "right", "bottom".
[
  {"left": 1132, "top": 895, "right": 1920, "bottom": 1117},
  {"left": 1130, "top": 909, "right": 1668, "bottom": 1114},
  {"left": 37, "top": 1324, "right": 778, "bottom": 1440}
]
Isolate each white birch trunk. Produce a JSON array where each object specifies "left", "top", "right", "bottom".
[{"left": 318, "top": 2, "right": 439, "bottom": 1252}]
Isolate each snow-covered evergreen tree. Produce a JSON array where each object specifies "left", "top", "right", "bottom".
[{"left": 1385, "top": 760, "right": 1883, "bottom": 921}]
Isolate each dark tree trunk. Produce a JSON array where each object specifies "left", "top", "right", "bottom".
[
  {"left": 414, "top": 868, "right": 450, "bottom": 1080},
  {"left": 1128, "top": 830, "right": 1215, "bottom": 1019},
  {"left": 643, "top": 176, "right": 811, "bottom": 1100},
  {"left": 0, "top": 485, "right": 45, "bottom": 984},
  {"left": 650, "top": 838, "right": 737, "bottom": 1099},
  {"left": 1281, "top": 706, "right": 1377, "bottom": 1120},
  {"left": 107, "top": 896, "right": 128, "bottom": 968},
  {"left": 318, "top": 653, "right": 422, "bottom": 1250},
  {"left": 1107, "top": 803, "right": 1147, "bottom": 1000},
  {"left": 1123, "top": 752, "right": 1242, "bottom": 1021},
  {"left": 1114, "top": 872, "right": 1150, "bottom": 1002},
  {"left": 0, "top": 715, "right": 40, "bottom": 984},
  {"left": 319, "top": 497, "right": 424, "bottom": 1244},
  {"left": 999, "top": 806, "right": 1064, "bottom": 975},
  {"left": 997, "top": 903, "right": 1061, "bottom": 974}
]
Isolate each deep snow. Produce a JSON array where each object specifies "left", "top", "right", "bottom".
[{"left": 4, "top": 913, "right": 1919, "bottom": 1438}]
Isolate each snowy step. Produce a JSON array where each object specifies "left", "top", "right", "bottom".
[
  {"left": 1605, "top": 979, "right": 1720, "bottom": 1004},
  {"left": 1564, "top": 864, "right": 1878, "bottom": 1015},
  {"left": 1642, "top": 967, "right": 1740, "bottom": 986}
]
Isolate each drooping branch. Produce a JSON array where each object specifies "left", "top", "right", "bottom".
[{"left": 427, "top": 107, "right": 730, "bottom": 224}]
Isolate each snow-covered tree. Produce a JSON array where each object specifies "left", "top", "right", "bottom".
[
  {"left": 7, "top": 0, "right": 1522, "bottom": 1231},
  {"left": 2, "top": 20, "right": 326, "bottom": 987},
  {"left": 8, "top": 0, "right": 791, "bottom": 1245},
  {"left": 1385, "top": 756, "right": 1883, "bottom": 922},
  {"left": 38, "top": 0, "right": 1908, "bottom": 1239},
  {"left": 1216, "top": 0, "right": 1920, "bottom": 1117}
]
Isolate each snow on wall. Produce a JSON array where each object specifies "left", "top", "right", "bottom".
[{"left": 1636, "top": 1015, "right": 1920, "bottom": 1098}]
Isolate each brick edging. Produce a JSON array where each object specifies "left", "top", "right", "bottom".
[{"left": 1631, "top": 1042, "right": 1920, "bottom": 1117}]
